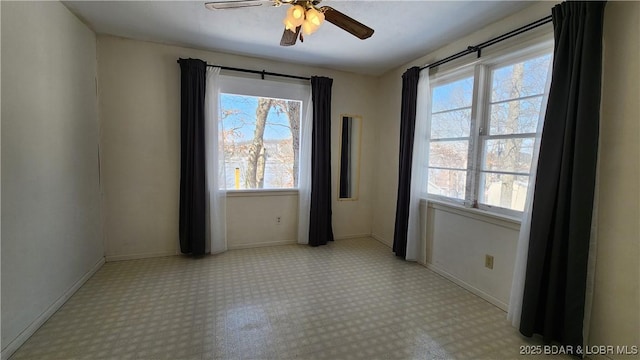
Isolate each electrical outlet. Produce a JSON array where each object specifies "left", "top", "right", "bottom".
[
  {"left": 276, "top": 216, "right": 281, "bottom": 224},
  {"left": 485, "top": 255, "right": 494, "bottom": 269}
]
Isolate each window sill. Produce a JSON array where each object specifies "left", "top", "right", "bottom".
[
  {"left": 226, "top": 189, "right": 298, "bottom": 198},
  {"left": 421, "top": 198, "right": 521, "bottom": 231}
]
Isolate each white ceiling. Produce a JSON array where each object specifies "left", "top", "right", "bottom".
[{"left": 64, "top": 1, "right": 534, "bottom": 75}]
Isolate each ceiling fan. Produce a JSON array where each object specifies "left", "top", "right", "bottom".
[{"left": 204, "top": 0, "right": 374, "bottom": 46}]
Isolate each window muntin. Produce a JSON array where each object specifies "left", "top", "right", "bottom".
[
  {"left": 429, "top": 140, "right": 469, "bottom": 169},
  {"left": 481, "top": 138, "right": 535, "bottom": 173},
  {"left": 431, "top": 109, "right": 472, "bottom": 138},
  {"left": 427, "top": 48, "right": 552, "bottom": 215},
  {"left": 490, "top": 54, "right": 551, "bottom": 102},
  {"left": 488, "top": 97, "right": 543, "bottom": 135}
]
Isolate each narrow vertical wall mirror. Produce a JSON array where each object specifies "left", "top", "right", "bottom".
[{"left": 338, "top": 114, "right": 362, "bottom": 200}]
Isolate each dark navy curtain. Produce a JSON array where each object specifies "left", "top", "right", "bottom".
[
  {"left": 393, "top": 67, "right": 420, "bottom": 258},
  {"left": 308, "top": 76, "right": 334, "bottom": 246},
  {"left": 519, "top": 2, "right": 606, "bottom": 353},
  {"left": 178, "top": 58, "right": 207, "bottom": 255}
]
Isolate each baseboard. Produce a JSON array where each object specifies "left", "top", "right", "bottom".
[
  {"left": 425, "top": 262, "right": 508, "bottom": 311},
  {"left": 1, "top": 257, "right": 105, "bottom": 360},
  {"left": 105, "top": 250, "right": 177, "bottom": 262},
  {"left": 333, "top": 233, "right": 371, "bottom": 240},
  {"left": 371, "top": 233, "right": 391, "bottom": 248},
  {"left": 228, "top": 239, "right": 296, "bottom": 250}
]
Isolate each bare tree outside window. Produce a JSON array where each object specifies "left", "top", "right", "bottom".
[
  {"left": 220, "top": 94, "right": 302, "bottom": 190},
  {"left": 481, "top": 54, "right": 552, "bottom": 211}
]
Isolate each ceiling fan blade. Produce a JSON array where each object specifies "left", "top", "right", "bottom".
[
  {"left": 321, "top": 6, "right": 374, "bottom": 40},
  {"left": 205, "top": 0, "right": 270, "bottom": 10},
  {"left": 280, "top": 26, "right": 301, "bottom": 46}
]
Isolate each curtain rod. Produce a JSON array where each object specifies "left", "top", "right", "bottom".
[
  {"left": 176, "top": 60, "right": 311, "bottom": 81},
  {"left": 210, "top": 64, "right": 311, "bottom": 81},
  {"left": 421, "top": 14, "right": 553, "bottom": 71},
  {"left": 215, "top": 63, "right": 313, "bottom": 81}
]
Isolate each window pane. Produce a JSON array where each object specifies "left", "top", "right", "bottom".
[
  {"left": 429, "top": 140, "right": 469, "bottom": 169},
  {"left": 491, "top": 53, "right": 552, "bottom": 102},
  {"left": 432, "top": 76, "right": 474, "bottom": 113},
  {"left": 220, "top": 93, "right": 301, "bottom": 189},
  {"left": 428, "top": 168, "right": 467, "bottom": 200},
  {"left": 489, "top": 96, "right": 543, "bottom": 135},
  {"left": 479, "top": 173, "right": 530, "bottom": 211},
  {"left": 431, "top": 109, "right": 471, "bottom": 139},
  {"left": 482, "top": 138, "right": 534, "bottom": 173}
]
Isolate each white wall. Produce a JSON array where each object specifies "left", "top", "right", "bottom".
[
  {"left": 226, "top": 192, "right": 298, "bottom": 249},
  {"left": 1, "top": 1, "right": 103, "bottom": 357},
  {"left": 425, "top": 203, "right": 520, "bottom": 309},
  {"left": 588, "top": 2, "right": 640, "bottom": 356},
  {"left": 96, "top": 35, "right": 378, "bottom": 260}
]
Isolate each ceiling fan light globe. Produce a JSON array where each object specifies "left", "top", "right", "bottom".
[
  {"left": 301, "top": 20, "right": 319, "bottom": 35},
  {"left": 286, "top": 5, "right": 305, "bottom": 26},
  {"left": 306, "top": 7, "right": 324, "bottom": 27}
]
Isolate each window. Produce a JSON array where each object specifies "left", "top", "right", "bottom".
[
  {"left": 429, "top": 75, "right": 474, "bottom": 201},
  {"left": 427, "top": 44, "right": 553, "bottom": 216},
  {"left": 218, "top": 76, "right": 310, "bottom": 190}
]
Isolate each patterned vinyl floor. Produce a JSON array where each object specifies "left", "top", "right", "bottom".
[{"left": 10, "top": 238, "right": 571, "bottom": 360}]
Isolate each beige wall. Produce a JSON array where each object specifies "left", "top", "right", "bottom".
[
  {"left": 370, "top": 0, "right": 639, "bottom": 354},
  {"left": 1, "top": 1, "right": 103, "bottom": 357},
  {"left": 97, "top": 36, "right": 378, "bottom": 259},
  {"left": 589, "top": 1, "right": 640, "bottom": 356}
]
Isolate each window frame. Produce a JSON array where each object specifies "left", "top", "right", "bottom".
[
  {"left": 425, "top": 38, "right": 554, "bottom": 217},
  {"left": 217, "top": 75, "right": 310, "bottom": 192},
  {"left": 427, "top": 66, "right": 476, "bottom": 207}
]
